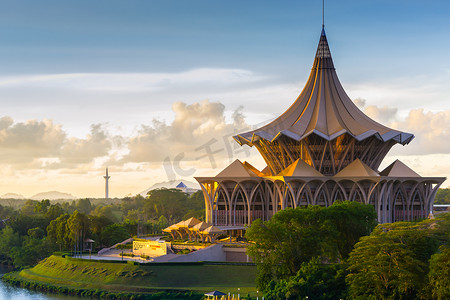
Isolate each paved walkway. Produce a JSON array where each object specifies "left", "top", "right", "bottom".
[{"left": 77, "top": 254, "right": 151, "bottom": 263}]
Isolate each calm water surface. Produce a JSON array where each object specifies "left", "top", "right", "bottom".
[{"left": 0, "top": 266, "right": 80, "bottom": 300}]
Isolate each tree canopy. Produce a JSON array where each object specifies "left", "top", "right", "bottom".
[
  {"left": 246, "top": 201, "right": 377, "bottom": 292},
  {"left": 427, "top": 246, "right": 450, "bottom": 299},
  {"left": 346, "top": 215, "right": 450, "bottom": 299},
  {"left": 435, "top": 188, "right": 450, "bottom": 204}
]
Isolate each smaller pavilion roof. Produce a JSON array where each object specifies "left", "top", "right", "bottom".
[
  {"left": 191, "top": 221, "right": 211, "bottom": 232},
  {"left": 380, "top": 160, "right": 421, "bottom": 177},
  {"left": 162, "top": 224, "right": 179, "bottom": 232},
  {"left": 177, "top": 217, "right": 202, "bottom": 228},
  {"left": 334, "top": 159, "right": 379, "bottom": 177},
  {"left": 201, "top": 225, "right": 225, "bottom": 235},
  {"left": 278, "top": 159, "right": 324, "bottom": 177}
]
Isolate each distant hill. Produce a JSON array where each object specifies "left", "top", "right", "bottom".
[
  {"left": 139, "top": 180, "right": 200, "bottom": 197},
  {"left": 30, "top": 191, "right": 77, "bottom": 200},
  {"left": 0, "top": 193, "right": 25, "bottom": 199}
]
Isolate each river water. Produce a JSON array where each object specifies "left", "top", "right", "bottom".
[{"left": 0, "top": 266, "right": 79, "bottom": 300}]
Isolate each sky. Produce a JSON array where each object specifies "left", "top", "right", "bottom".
[{"left": 0, "top": 0, "right": 448, "bottom": 198}]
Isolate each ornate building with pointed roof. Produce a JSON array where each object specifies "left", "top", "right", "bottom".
[{"left": 196, "top": 28, "right": 445, "bottom": 231}]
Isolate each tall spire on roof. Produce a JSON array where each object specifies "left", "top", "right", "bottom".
[
  {"left": 233, "top": 23, "right": 414, "bottom": 175},
  {"left": 322, "top": 0, "right": 325, "bottom": 29},
  {"left": 314, "top": 27, "right": 334, "bottom": 69},
  {"left": 316, "top": 0, "right": 333, "bottom": 67}
]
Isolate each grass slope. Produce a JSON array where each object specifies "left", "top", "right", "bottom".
[{"left": 16, "top": 255, "right": 257, "bottom": 295}]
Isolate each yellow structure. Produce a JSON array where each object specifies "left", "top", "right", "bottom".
[{"left": 133, "top": 239, "right": 167, "bottom": 257}]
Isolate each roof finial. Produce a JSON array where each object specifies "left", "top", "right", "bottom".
[{"left": 322, "top": 0, "right": 325, "bottom": 29}]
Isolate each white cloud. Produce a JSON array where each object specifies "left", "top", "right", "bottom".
[
  {"left": 352, "top": 98, "right": 450, "bottom": 156},
  {"left": 346, "top": 74, "right": 450, "bottom": 115},
  {"left": 0, "top": 69, "right": 264, "bottom": 92},
  {"left": 354, "top": 98, "right": 398, "bottom": 124},
  {"left": 0, "top": 117, "right": 65, "bottom": 163},
  {"left": 123, "top": 99, "right": 253, "bottom": 165},
  {"left": 390, "top": 109, "right": 450, "bottom": 155},
  {"left": 0, "top": 118, "right": 112, "bottom": 168}
]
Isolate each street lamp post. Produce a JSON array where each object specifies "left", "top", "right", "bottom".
[{"left": 257, "top": 290, "right": 259, "bottom": 300}]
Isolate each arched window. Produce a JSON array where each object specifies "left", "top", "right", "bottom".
[
  {"left": 392, "top": 188, "right": 406, "bottom": 222},
  {"left": 298, "top": 188, "right": 311, "bottom": 207},
  {"left": 315, "top": 188, "right": 328, "bottom": 207},
  {"left": 410, "top": 189, "right": 424, "bottom": 220},
  {"left": 232, "top": 187, "right": 248, "bottom": 226},
  {"left": 213, "top": 187, "right": 229, "bottom": 226},
  {"left": 250, "top": 186, "right": 265, "bottom": 222}
]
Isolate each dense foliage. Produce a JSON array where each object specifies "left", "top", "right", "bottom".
[
  {"left": 246, "top": 201, "right": 377, "bottom": 299},
  {"left": 435, "top": 188, "right": 450, "bottom": 204},
  {"left": 0, "top": 188, "right": 204, "bottom": 267},
  {"left": 263, "top": 258, "right": 347, "bottom": 300},
  {"left": 346, "top": 215, "right": 450, "bottom": 299},
  {"left": 247, "top": 202, "right": 450, "bottom": 300}
]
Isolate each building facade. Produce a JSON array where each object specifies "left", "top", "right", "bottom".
[{"left": 196, "top": 28, "right": 445, "bottom": 229}]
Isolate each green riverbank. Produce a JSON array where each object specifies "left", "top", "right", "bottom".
[{"left": 2, "top": 255, "right": 257, "bottom": 299}]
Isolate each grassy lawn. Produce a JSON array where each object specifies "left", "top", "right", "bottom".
[{"left": 17, "top": 255, "right": 257, "bottom": 296}]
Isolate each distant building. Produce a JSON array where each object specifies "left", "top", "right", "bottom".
[
  {"left": 196, "top": 27, "right": 445, "bottom": 232},
  {"left": 175, "top": 181, "right": 198, "bottom": 195}
]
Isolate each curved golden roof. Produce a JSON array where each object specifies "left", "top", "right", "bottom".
[{"left": 234, "top": 28, "right": 414, "bottom": 146}]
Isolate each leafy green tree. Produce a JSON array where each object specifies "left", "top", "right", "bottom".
[
  {"left": 264, "top": 258, "right": 347, "bottom": 300},
  {"left": 120, "top": 194, "right": 145, "bottom": 216},
  {"left": 123, "top": 209, "right": 143, "bottom": 223},
  {"left": 247, "top": 202, "right": 376, "bottom": 283},
  {"left": 89, "top": 215, "right": 113, "bottom": 247},
  {"left": 28, "top": 227, "right": 44, "bottom": 239},
  {"left": 183, "top": 191, "right": 205, "bottom": 220},
  {"left": 325, "top": 201, "right": 377, "bottom": 259},
  {"left": 91, "top": 205, "right": 120, "bottom": 223},
  {"left": 76, "top": 198, "right": 93, "bottom": 214},
  {"left": 101, "top": 223, "right": 130, "bottom": 247},
  {"left": 0, "top": 204, "right": 14, "bottom": 219},
  {"left": 188, "top": 190, "right": 205, "bottom": 210},
  {"left": 145, "top": 188, "right": 189, "bottom": 222},
  {"left": 34, "top": 199, "right": 50, "bottom": 214},
  {"left": 427, "top": 246, "right": 450, "bottom": 299},
  {"left": 20, "top": 200, "right": 39, "bottom": 216},
  {"left": 47, "top": 213, "right": 71, "bottom": 250},
  {"left": 66, "top": 210, "right": 90, "bottom": 250},
  {"left": 247, "top": 202, "right": 377, "bottom": 294},
  {"left": 158, "top": 215, "right": 168, "bottom": 229},
  {"left": 346, "top": 221, "right": 439, "bottom": 299},
  {"left": 0, "top": 226, "right": 22, "bottom": 261},
  {"left": 182, "top": 209, "right": 204, "bottom": 220},
  {"left": 435, "top": 188, "right": 450, "bottom": 204},
  {"left": 10, "top": 235, "right": 54, "bottom": 267},
  {"left": 246, "top": 206, "right": 337, "bottom": 285},
  {"left": 45, "top": 204, "right": 65, "bottom": 221},
  {"left": 432, "top": 212, "right": 450, "bottom": 245},
  {"left": 9, "top": 213, "right": 48, "bottom": 236}
]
